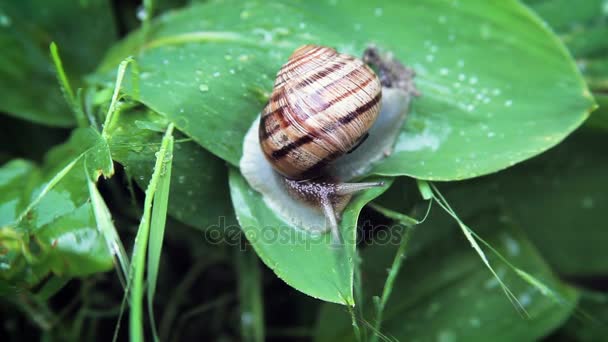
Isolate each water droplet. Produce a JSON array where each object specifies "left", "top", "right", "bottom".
[
  {"left": 224, "top": 54, "right": 233, "bottom": 61},
  {"left": 241, "top": 312, "right": 253, "bottom": 325},
  {"left": 178, "top": 175, "right": 186, "bottom": 184},
  {"left": 438, "top": 15, "right": 447, "bottom": 24},
  {"left": 518, "top": 293, "right": 532, "bottom": 307},
  {"left": 437, "top": 330, "right": 456, "bottom": 342},
  {"left": 229, "top": 69, "right": 236, "bottom": 74},
  {"left": 163, "top": 59, "right": 169, "bottom": 65},
  {"left": 374, "top": 7, "right": 383, "bottom": 16},
  {"left": 439, "top": 68, "right": 449, "bottom": 76},
  {"left": 213, "top": 72, "right": 221, "bottom": 77},
  {"left": 503, "top": 235, "right": 519, "bottom": 255},
  {"left": 240, "top": 10, "right": 251, "bottom": 19},
  {"left": 470, "top": 318, "right": 481, "bottom": 327},
  {"left": 504, "top": 100, "right": 513, "bottom": 107},
  {"left": 469, "top": 76, "right": 478, "bottom": 85},
  {"left": 199, "top": 84, "right": 209, "bottom": 92},
  {"left": 426, "top": 54, "right": 434, "bottom": 62},
  {"left": 136, "top": 5, "right": 148, "bottom": 21},
  {"left": 487, "top": 132, "right": 495, "bottom": 138},
  {"left": 0, "top": 13, "right": 11, "bottom": 27},
  {"left": 458, "top": 73, "right": 466, "bottom": 81},
  {"left": 581, "top": 196, "right": 594, "bottom": 209},
  {"left": 457, "top": 59, "right": 465, "bottom": 68}
]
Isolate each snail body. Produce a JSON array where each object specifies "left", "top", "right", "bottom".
[
  {"left": 240, "top": 45, "right": 418, "bottom": 244},
  {"left": 259, "top": 45, "right": 382, "bottom": 180}
]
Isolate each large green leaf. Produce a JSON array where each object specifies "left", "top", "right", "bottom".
[
  {"left": 95, "top": 0, "right": 593, "bottom": 180},
  {"left": 0, "top": 0, "right": 117, "bottom": 126},
  {"left": 107, "top": 109, "right": 235, "bottom": 231},
  {"left": 408, "top": 126, "right": 608, "bottom": 276},
  {"left": 229, "top": 169, "right": 391, "bottom": 304},
  {"left": 0, "top": 128, "right": 114, "bottom": 289},
  {"left": 315, "top": 208, "right": 579, "bottom": 341},
  {"left": 553, "top": 290, "right": 608, "bottom": 341},
  {"left": 525, "top": 0, "right": 608, "bottom": 92}
]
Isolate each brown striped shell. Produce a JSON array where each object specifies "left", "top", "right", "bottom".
[{"left": 259, "top": 45, "right": 382, "bottom": 180}]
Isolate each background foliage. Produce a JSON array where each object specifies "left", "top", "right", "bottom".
[{"left": 0, "top": 0, "right": 606, "bottom": 341}]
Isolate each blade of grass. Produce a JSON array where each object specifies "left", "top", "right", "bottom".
[
  {"left": 420, "top": 181, "right": 527, "bottom": 316},
  {"left": 353, "top": 252, "right": 367, "bottom": 342},
  {"left": 368, "top": 199, "right": 433, "bottom": 227},
  {"left": 87, "top": 172, "right": 130, "bottom": 288},
  {"left": 130, "top": 123, "right": 174, "bottom": 342},
  {"left": 147, "top": 127, "right": 173, "bottom": 342},
  {"left": 49, "top": 42, "right": 86, "bottom": 127},
  {"left": 236, "top": 249, "right": 265, "bottom": 342},
  {"left": 370, "top": 225, "right": 414, "bottom": 342},
  {"left": 101, "top": 57, "right": 138, "bottom": 138}
]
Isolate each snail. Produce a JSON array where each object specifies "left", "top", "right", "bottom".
[{"left": 240, "top": 44, "right": 418, "bottom": 244}]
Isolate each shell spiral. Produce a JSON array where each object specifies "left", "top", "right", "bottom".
[{"left": 259, "top": 45, "right": 382, "bottom": 180}]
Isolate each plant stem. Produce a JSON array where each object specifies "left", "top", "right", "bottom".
[{"left": 371, "top": 225, "right": 414, "bottom": 342}]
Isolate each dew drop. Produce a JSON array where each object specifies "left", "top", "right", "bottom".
[
  {"left": 504, "top": 100, "right": 513, "bottom": 107},
  {"left": 581, "top": 196, "right": 594, "bottom": 209},
  {"left": 136, "top": 5, "right": 148, "bottom": 21},
  {"left": 0, "top": 13, "right": 11, "bottom": 27},
  {"left": 439, "top": 68, "right": 449, "bottom": 76},
  {"left": 470, "top": 318, "right": 481, "bottom": 328},
  {"left": 199, "top": 84, "right": 209, "bottom": 92}
]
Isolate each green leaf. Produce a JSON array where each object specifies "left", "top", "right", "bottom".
[
  {"left": 525, "top": 0, "right": 608, "bottom": 91},
  {"left": 585, "top": 93, "right": 608, "bottom": 131},
  {"left": 424, "top": 127, "right": 608, "bottom": 276},
  {"left": 95, "top": 0, "right": 593, "bottom": 180},
  {"left": 229, "top": 169, "right": 391, "bottom": 304},
  {"left": 0, "top": 128, "right": 115, "bottom": 289},
  {"left": 0, "top": 0, "right": 117, "bottom": 126},
  {"left": 315, "top": 209, "right": 579, "bottom": 341},
  {"left": 107, "top": 109, "right": 234, "bottom": 230},
  {"left": 554, "top": 290, "right": 608, "bottom": 341}
]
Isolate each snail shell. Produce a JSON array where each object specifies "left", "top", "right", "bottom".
[{"left": 259, "top": 45, "right": 382, "bottom": 180}]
